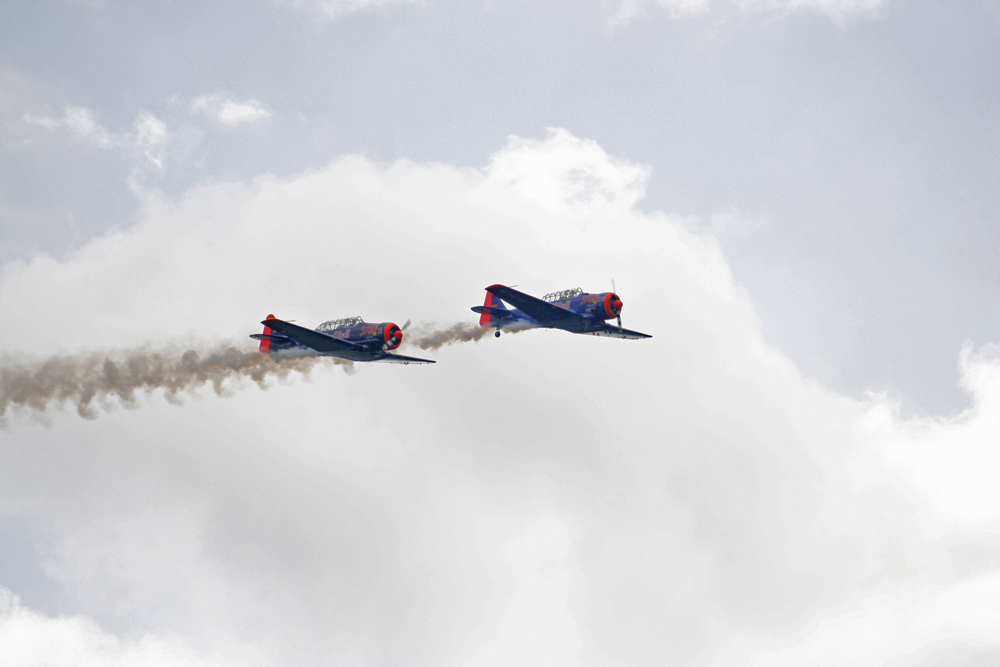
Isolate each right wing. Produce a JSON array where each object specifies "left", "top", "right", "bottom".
[
  {"left": 582, "top": 325, "right": 652, "bottom": 340},
  {"left": 259, "top": 318, "right": 366, "bottom": 354},
  {"left": 372, "top": 353, "right": 436, "bottom": 365},
  {"left": 484, "top": 285, "right": 582, "bottom": 327}
]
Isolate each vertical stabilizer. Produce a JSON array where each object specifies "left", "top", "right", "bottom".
[
  {"left": 479, "top": 292, "right": 508, "bottom": 327},
  {"left": 259, "top": 314, "right": 277, "bottom": 353}
]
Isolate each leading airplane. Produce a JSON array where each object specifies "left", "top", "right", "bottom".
[
  {"left": 251, "top": 315, "right": 435, "bottom": 364},
  {"left": 471, "top": 284, "right": 652, "bottom": 340}
]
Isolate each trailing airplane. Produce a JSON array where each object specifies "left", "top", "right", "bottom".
[
  {"left": 250, "top": 315, "right": 435, "bottom": 364},
  {"left": 471, "top": 284, "right": 652, "bottom": 340}
]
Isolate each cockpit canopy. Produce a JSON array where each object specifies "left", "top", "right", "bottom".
[
  {"left": 542, "top": 288, "right": 583, "bottom": 303},
  {"left": 316, "top": 316, "right": 363, "bottom": 332}
]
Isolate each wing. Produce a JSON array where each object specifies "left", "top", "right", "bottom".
[
  {"left": 484, "top": 285, "right": 583, "bottom": 328},
  {"left": 372, "top": 353, "right": 436, "bottom": 365},
  {"left": 581, "top": 325, "right": 652, "bottom": 340},
  {"left": 260, "top": 318, "right": 366, "bottom": 354}
]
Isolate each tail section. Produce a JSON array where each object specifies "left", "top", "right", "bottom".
[
  {"left": 477, "top": 291, "right": 509, "bottom": 327},
  {"left": 259, "top": 314, "right": 277, "bottom": 353}
]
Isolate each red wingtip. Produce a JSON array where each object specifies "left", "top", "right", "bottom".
[{"left": 486, "top": 284, "right": 506, "bottom": 291}]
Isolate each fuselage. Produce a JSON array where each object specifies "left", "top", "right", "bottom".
[
  {"left": 255, "top": 316, "right": 403, "bottom": 356},
  {"left": 493, "top": 291, "right": 622, "bottom": 331}
]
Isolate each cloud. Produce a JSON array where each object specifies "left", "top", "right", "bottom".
[
  {"left": 23, "top": 106, "right": 116, "bottom": 149},
  {"left": 1, "top": 129, "right": 999, "bottom": 665},
  {"left": 23, "top": 106, "right": 169, "bottom": 171},
  {"left": 605, "top": 0, "right": 885, "bottom": 25},
  {"left": 485, "top": 128, "right": 650, "bottom": 213},
  {"left": 278, "top": 0, "right": 424, "bottom": 20},
  {"left": 190, "top": 94, "right": 272, "bottom": 127},
  {"left": 0, "top": 587, "right": 229, "bottom": 667}
]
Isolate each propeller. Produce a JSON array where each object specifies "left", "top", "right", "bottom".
[{"left": 612, "top": 278, "right": 622, "bottom": 329}]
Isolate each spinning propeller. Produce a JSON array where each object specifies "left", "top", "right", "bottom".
[{"left": 612, "top": 279, "right": 622, "bottom": 329}]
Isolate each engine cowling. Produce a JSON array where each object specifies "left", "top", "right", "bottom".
[
  {"left": 601, "top": 292, "right": 623, "bottom": 320},
  {"left": 382, "top": 322, "right": 403, "bottom": 350}
]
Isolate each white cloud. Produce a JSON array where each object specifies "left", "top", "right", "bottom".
[
  {"left": 190, "top": 94, "right": 272, "bottom": 127},
  {"left": 132, "top": 113, "right": 169, "bottom": 169},
  {"left": 605, "top": 0, "right": 884, "bottom": 25},
  {"left": 1, "top": 129, "right": 999, "bottom": 665},
  {"left": 0, "top": 588, "right": 231, "bottom": 667},
  {"left": 24, "top": 106, "right": 169, "bottom": 171},
  {"left": 279, "top": 0, "right": 424, "bottom": 20},
  {"left": 863, "top": 342, "right": 1000, "bottom": 533},
  {"left": 485, "top": 128, "right": 650, "bottom": 213},
  {"left": 23, "top": 106, "right": 116, "bottom": 149}
]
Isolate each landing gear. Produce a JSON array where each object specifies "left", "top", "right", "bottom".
[{"left": 494, "top": 330, "right": 501, "bottom": 338}]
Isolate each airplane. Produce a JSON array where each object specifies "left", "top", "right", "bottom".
[
  {"left": 250, "top": 315, "right": 435, "bottom": 364},
  {"left": 471, "top": 284, "right": 652, "bottom": 340}
]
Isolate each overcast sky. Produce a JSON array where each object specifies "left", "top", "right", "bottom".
[{"left": 2, "top": 1, "right": 1000, "bottom": 665}]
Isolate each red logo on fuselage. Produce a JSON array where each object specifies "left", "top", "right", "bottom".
[
  {"left": 360, "top": 324, "right": 379, "bottom": 337},
  {"left": 580, "top": 294, "right": 600, "bottom": 305}
]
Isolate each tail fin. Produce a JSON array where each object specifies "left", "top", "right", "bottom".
[
  {"left": 478, "top": 292, "right": 508, "bottom": 327},
  {"left": 259, "top": 314, "right": 277, "bottom": 353}
]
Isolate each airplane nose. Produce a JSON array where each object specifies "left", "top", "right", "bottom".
[
  {"left": 393, "top": 329, "right": 403, "bottom": 342},
  {"left": 614, "top": 299, "right": 623, "bottom": 313}
]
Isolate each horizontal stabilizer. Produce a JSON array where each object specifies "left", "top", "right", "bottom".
[
  {"left": 470, "top": 306, "right": 513, "bottom": 319},
  {"left": 249, "top": 333, "right": 292, "bottom": 342}
]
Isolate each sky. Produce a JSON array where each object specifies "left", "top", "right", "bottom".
[{"left": 1, "top": 1, "right": 1000, "bottom": 665}]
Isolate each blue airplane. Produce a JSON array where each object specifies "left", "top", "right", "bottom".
[
  {"left": 471, "top": 284, "right": 652, "bottom": 339},
  {"left": 250, "top": 315, "right": 435, "bottom": 364}
]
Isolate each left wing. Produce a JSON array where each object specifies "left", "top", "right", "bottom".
[
  {"left": 262, "top": 318, "right": 436, "bottom": 363},
  {"left": 484, "top": 285, "right": 583, "bottom": 328},
  {"left": 260, "top": 318, "right": 366, "bottom": 354}
]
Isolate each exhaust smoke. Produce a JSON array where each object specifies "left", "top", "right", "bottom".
[{"left": 0, "top": 344, "right": 352, "bottom": 422}]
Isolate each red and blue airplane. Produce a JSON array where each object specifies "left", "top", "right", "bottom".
[
  {"left": 251, "top": 315, "right": 435, "bottom": 364},
  {"left": 472, "top": 284, "right": 652, "bottom": 339}
]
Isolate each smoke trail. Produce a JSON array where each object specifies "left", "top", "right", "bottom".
[
  {"left": 0, "top": 344, "right": 353, "bottom": 421},
  {"left": 405, "top": 322, "right": 493, "bottom": 350},
  {"left": 405, "top": 321, "right": 527, "bottom": 350}
]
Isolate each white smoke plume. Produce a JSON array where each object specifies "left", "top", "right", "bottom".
[
  {"left": 0, "top": 344, "right": 350, "bottom": 422},
  {"left": 405, "top": 321, "right": 533, "bottom": 350},
  {"left": 405, "top": 322, "right": 495, "bottom": 350}
]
